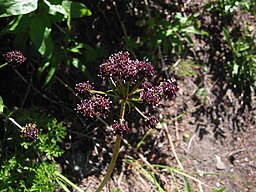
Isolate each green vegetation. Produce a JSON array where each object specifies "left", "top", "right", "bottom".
[{"left": 0, "top": 0, "right": 255, "bottom": 191}]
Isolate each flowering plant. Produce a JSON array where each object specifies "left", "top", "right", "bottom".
[
  {"left": 0, "top": 50, "right": 27, "bottom": 69},
  {"left": 75, "top": 51, "right": 178, "bottom": 191}
]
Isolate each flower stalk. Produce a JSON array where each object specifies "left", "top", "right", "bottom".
[
  {"left": 95, "top": 99, "right": 126, "bottom": 192},
  {"left": 0, "top": 62, "right": 8, "bottom": 69}
]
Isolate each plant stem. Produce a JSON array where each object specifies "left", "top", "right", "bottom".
[
  {"left": 7, "top": 117, "right": 23, "bottom": 129},
  {"left": 95, "top": 100, "right": 126, "bottom": 192},
  {"left": 95, "top": 134, "right": 122, "bottom": 192},
  {"left": 0, "top": 62, "right": 8, "bottom": 69}
]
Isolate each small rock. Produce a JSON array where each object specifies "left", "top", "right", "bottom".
[
  {"left": 216, "top": 161, "right": 226, "bottom": 170},
  {"left": 215, "top": 155, "right": 226, "bottom": 170},
  {"left": 216, "top": 182, "right": 221, "bottom": 187}
]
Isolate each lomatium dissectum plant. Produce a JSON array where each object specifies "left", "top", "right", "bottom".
[
  {"left": 0, "top": 51, "right": 37, "bottom": 141},
  {"left": 0, "top": 50, "right": 27, "bottom": 69},
  {"left": 75, "top": 51, "right": 178, "bottom": 191}
]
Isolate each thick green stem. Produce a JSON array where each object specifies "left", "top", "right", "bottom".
[
  {"left": 95, "top": 134, "right": 121, "bottom": 192},
  {"left": 95, "top": 100, "right": 126, "bottom": 192}
]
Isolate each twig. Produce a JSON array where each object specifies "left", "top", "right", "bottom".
[
  {"left": 163, "top": 123, "right": 184, "bottom": 170},
  {"left": 187, "top": 134, "right": 196, "bottom": 151}
]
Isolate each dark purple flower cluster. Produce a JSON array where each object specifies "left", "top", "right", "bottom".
[
  {"left": 76, "top": 95, "right": 111, "bottom": 118},
  {"left": 5, "top": 50, "right": 26, "bottom": 67},
  {"left": 75, "top": 82, "right": 94, "bottom": 94},
  {"left": 145, "top": 115, "right": 159, "bottom": 128},
  {"left": 99, "top": 52, "right": 155, "bottom": 82},
  {"left": 112, "top": 120, "right": 130, "bottom": 135},
  {"left": 140, "top": 88, "right": 160, "bottom": 106},
  {"left": 75, "top": 51, "right": 179, "bottom": 135},
  {"left": 140, "top": 79, "right": 178, "bottom": 106},
  {"left": 20, "top": 123, "right": 38, "bottom": 141},
  {"left": 159, "top": 79, "right": 178, "bottom": 99}
]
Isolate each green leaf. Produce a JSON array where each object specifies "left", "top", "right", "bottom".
[
  {"left": 43, "top": 0, "right": 67, "bottom": 16},
  {"left": 0, "top": 0, "right": 38, "bottom": 17},
  {"left": 29, "top": 15, "right": 53, "bottom": 58},
  {"left": 68, "top": 43, "right": 84, "bottom": 53},
  {"left": 0, "top": 96, "right": 5, "bottom": 114},
  {"left": 62, "top": 1, "right": 92, "bottom": 18},
  {"left": 232, "top": 62, "right": 239, "bottom": 75},
  {"left": 44, "top": 66, "right": 56, "bottom": 86},
  {"left": 183, "top": 176, "right": 192, "bottom": 192},
  {"left": 181, "top": 26, "right": 203, "bottom": 35},
  {"left": 223, "top": 28, "right": 234, "bottom": 50},
  {"left": 71, "top": 58, "right": 87, "bottom": 72}
]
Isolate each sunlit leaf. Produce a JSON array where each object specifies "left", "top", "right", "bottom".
[
  {"left": 69, "top": 1, "right": 92, "bottom": 18},
  {"left": 0, "top": 0, "right": 38, "bottom": 17},
  {"left": 43, "top": 0, "right": 67, "bottom": 16}
]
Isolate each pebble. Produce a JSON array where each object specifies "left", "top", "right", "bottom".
[
  {"left": 216, "top": 161, "right": 226, "bottom": 170},
  {"left": 215, "top": 155, "right": 226, "bottom": 170}
]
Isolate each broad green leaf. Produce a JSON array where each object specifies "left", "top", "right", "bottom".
[
  {"left": 61, "top": 1, "right": 91, "bottom": 29},
  {"left": 0, "top": 0, "right": 38, "bottom": 17},
  {"left": 0, "top": 96, "right": 5, "bottom": 114},
  {"left": 29, "top": 15, "right": 53, "bottom": 58}
]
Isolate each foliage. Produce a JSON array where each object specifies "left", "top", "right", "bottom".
[
  {"left": 223, "top": 27, "right": 256, "bottom": 94},
  {"left": 0, "top": 0, "right": 255, "bottom": 191},
  {"left": 205, "top": 0, "right": 255, "bottom": 16},
  {"left": 0, "top": 0, "right": 92, "bottom": 85},
  {"left": 0, "top": 108, "right": 69, "bottom": 191},
  {"left": 127, "top": 11, "right": 207, "bottom": 64}
]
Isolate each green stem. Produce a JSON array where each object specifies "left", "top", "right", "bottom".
[
  {"left": 95, "top": 134, "right": 122, "bottom": 192},
  {"left": 0, "top": 62, "right": 8, "bottom": 69},
  {"left": 95, "top": 100, "right": 126, "bottom": 192}
]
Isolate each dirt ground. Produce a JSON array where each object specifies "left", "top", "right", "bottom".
[
  {"left": 59, "top": 1, "right": 256, "bottom": 192},
  {"left": 70, "top": 71, "right": 255, "bottom": 192}
]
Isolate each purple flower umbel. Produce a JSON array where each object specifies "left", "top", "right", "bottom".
[
  {"left": 75, "top": 82, "right": 94, "bottom": 94},
  {"left": 112, "top": 120, "right": 130, "bottom": 135},
  {"left": 99, "top": 51, "right": 156, "bottom": 83},
  {"left": 76, "top": 95, "right": 111, "bottom": 118},
  {"left": 75, "top": 51, "right": 178, "bottom": 135},
  {"left": 21, "top": 123, "right": 38, "bottom": 141},
  {"left": 159, "top": 79, "right": 178, "bottom": 99},
  {"left": 5, "top": 50, "right": 26, "bottom": 68},
  {"left": 145, "top": 115, "right": 159, "bottom": 129}
]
